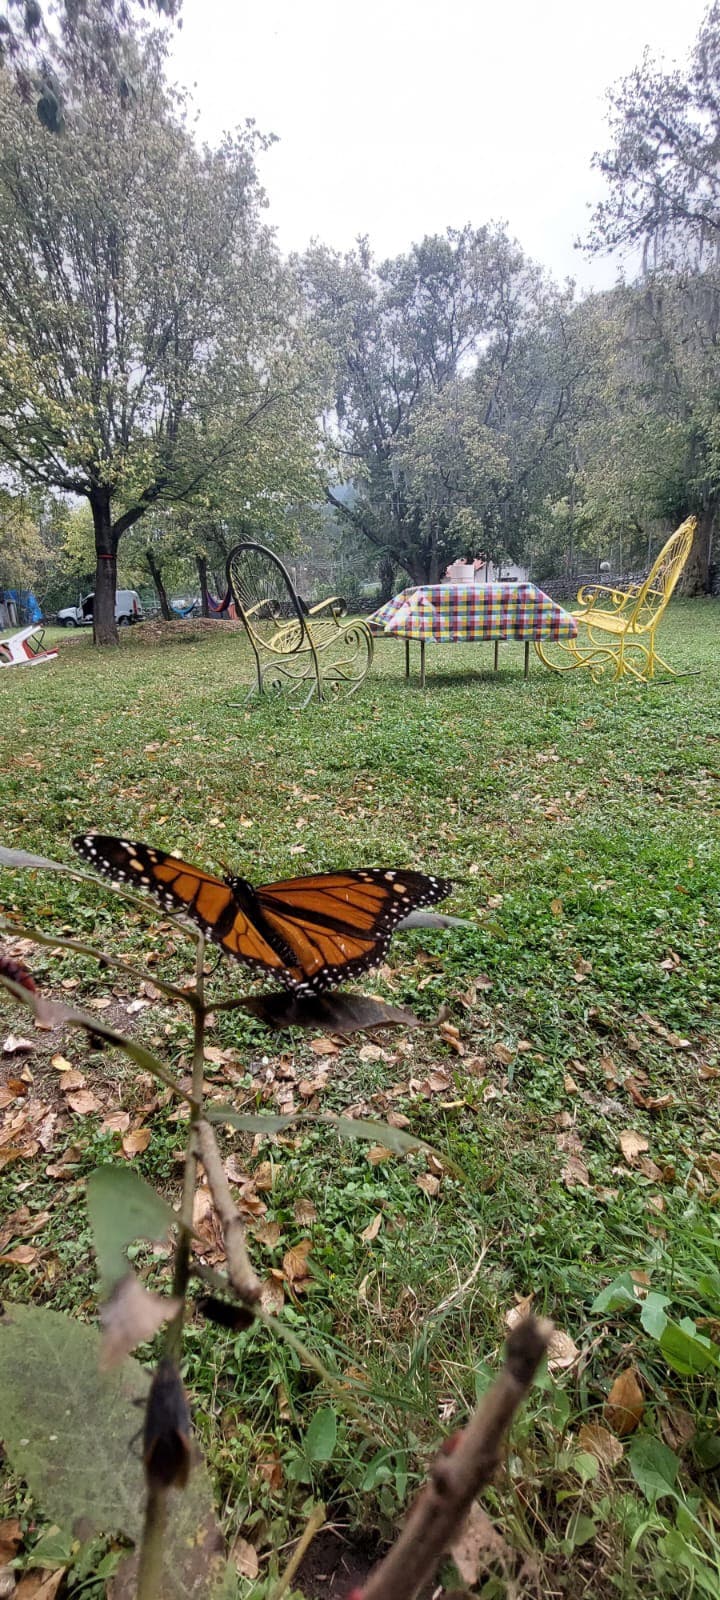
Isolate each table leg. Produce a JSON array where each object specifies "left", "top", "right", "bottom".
[
  {"left": 494, "top": 639, "right": 499, "bottom": 672},
  {"left": 524, "top": 641, "right": 530, "bottom": 680},
  {"left": 420, "top": 639, "right": 426, "bottom": 688},
  {"left": 405, "top": 639, "right": 410, "bottom": 679}
]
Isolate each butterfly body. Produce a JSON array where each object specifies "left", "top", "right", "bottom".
[{"left": 72, "top": 834, "right": 452, "bottom": 996}]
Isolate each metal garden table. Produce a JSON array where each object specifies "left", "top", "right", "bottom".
[{"left": 367, "top": 582, "right": 578, "bottom": 686}]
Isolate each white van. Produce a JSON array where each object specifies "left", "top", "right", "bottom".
[{"left": 57, "top": 590, "right": 143, "bottom": 627}]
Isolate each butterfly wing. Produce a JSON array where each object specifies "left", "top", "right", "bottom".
[
  {"left": 72, "top": 835, "right": 290, "bottom": 976},
  {"left": 255, "top": 868, "right": 452, "bottom": 994}
]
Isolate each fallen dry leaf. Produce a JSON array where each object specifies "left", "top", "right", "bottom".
[
  {"left": 293, "top": 1199, "right": 317, "bottom": 1226},
  {"left": 203, "top": 1045, "right": 227, "bottom": 1065},
  {"left": 424, "top": 1070, "right": 451, "bottom": 1093},
  {"left": 577, "top": 1422, "right": 624, "bottom": 1469},
  {"left": 309, "top": 1037, "right": 339, "bottom": 1056},
  {"left": 619, "top": 1130, "right": 650, "bottom": 1165},
  {"left": 366, "top": 1145, "right": 394, "bottom": 1165},
  {"left": 58, "top": 1068, "right": 86, "bottom": 1092},
  {"left": 358, "top": 1043, "right": 384, "bottom": 1062},
  {"left": 253, "top": 1161, "right": 274, "bottom": 1191},
  {"left": 121, "top": 1127, "right": 151, "bottom": 1158},
  {"left": 360, "top": 1211, "right": 383, "bottom": 1242},
  {"left": 256, "top": 1450, "right": 284, "bottom": 1490},
  {"left": 642, "top": 1013, "right": 690, "bottom": 1050},
  {"left": 50, "top": 1053, "right": 74, "bottom": 1073},
  {"left": 252, "top": 1219, "right": 282, "bottom": 1249},
  {"left": 492, "top": 1043, "right": 514, "bottom": 1066},
  {"left": 100, "top": 1272, "right": 181, "bottom": 1367},
  {"left": 604, "top": 1368, "right": 644, "bottom": 1436},
  {"left": 505, "top": 1293, "right": 534, "bottom": 1331},
  {"left": 66, "top": 1089, "right": 101, "bottom": 1116},
  {"left": 101, "top": 1109, "right": 131, "bottom": 1134},
  {"left": 564, "top": 1073, "right": 579, "bottom": 1094},
  {"left": 0, "top": 1244, "right": 38, "bottom": 1268},
  {"left": 624, "top": 1075, "right": 650, "bottom": 1109},
  {"left": 660, "top": 1406, "right": 696, "bottom": 1452},
  {"left": 259, "top": 1277, "right": 285, "bottom": 1314},
  {"left": 562, "top": 1154, "right": 591, "bottom": 1188},
  {"left": 637, "top": 1154, "right": 664, "bottom": 1182},
  {"left": 547, "top": 1328, "right": 579, "bottom": 1370},
  {"left": 282, "top": 1238, "right": 312, "bottom": 1285},
  {"left": 230, "top": 1538, "right": 259, "bottom": 1581},
  {"left": 0, "top": 1516, "right": 22, "bottom": 1562},
  {"left": 6, "top": 1076, "right": 30, "bottom": 1097},
  {"left": 44, "top": 1145, "right": 82, "bottom": 1178},
  {"left": 3, "top": 1034, "right": 34, "bottom": 1055},
  {"left": 416, "top": 1173, "right": 440, "bottom": 1197},
  {"left": 450, "top": 1500, "right": 508, "bottom": 1581},
  {"left": 15, "top": 1571, "right": 65, "bottom": 1600},
  {"left": 600, "top": 1053, "right": 618, "bottom": 1086}
]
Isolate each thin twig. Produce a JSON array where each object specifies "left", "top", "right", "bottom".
[
  {"left": 136, "top": 1482, "right": 168, "bottom": 1600},
  {"left": 166, "top": 936, "right": 207, "bottom": 1360},
  {"left": 196, "top": 1119, "right": 261, "bottom": 1303},
  {"left": 269, "top": 1503, "right": 326, "bottom": 1600},
  {"left": 0, "top": 915, "right": 198, "bottom": 1008},
  {"left": 358, "top": 1316, "right": 553, "bottom": 1600}
]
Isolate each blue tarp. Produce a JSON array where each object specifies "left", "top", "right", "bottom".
[{"left": 2, "top": 589, "right": 43, "bottom": 623}]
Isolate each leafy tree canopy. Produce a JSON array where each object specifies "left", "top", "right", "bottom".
[{"left": 0, "top": 12, "right": 322, "bottom": 641}]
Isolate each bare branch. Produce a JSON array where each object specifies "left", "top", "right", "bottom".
[
  {"left": 358, "top": 1316, "right": 552, "bottom": 1600},
  {"left": 196, "top": 1119, "right": 261, "bottom": 1304}
]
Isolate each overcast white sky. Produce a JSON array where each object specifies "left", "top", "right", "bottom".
[{"left": 170, "top": 0, "right": 707, "bottom": 291}]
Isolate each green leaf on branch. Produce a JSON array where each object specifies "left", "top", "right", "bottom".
[
  {"left": 0, "top": 969, "right": 190, "bottom": 1100},
  {"left": 87, "top": 1167, "right": 178, "bottom": 1291},
  {"left": 206, "top": 1105, "right": 462, "bottom": 1173},
  {"left": 0, "top": 1305, "right": 228, "bottom": 1598},
  {"left": 0, "top": 843, "right": 200, "bottom": 943}
]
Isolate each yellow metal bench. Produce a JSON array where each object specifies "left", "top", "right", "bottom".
[
  {"left": 535, "top": 516, "right": 696, "bottom": 683},
  {"left": 226, "top": 541, "right": 373, "bottom": 706}
]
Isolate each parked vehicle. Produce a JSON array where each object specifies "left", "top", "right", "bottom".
[{"left": 57, "top": 590, "right": 143, "bottom": 627}]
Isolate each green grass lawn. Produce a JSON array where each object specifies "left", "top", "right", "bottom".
[{"left": 1, "top": 600, "right": 720, "bottom": 1598}]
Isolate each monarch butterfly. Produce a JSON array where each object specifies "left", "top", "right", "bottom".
[{"left": 72, "top": 834, "right": 452, "bottom": 996}]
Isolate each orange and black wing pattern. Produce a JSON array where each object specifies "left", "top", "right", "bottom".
[
  {"left": 73, "top": 837, "right": 452, "bottom": 994},
  {"left": 72, "top": 835, "right": 291, "bottom": 977},
  {"left": 254, "top": 868, "right": 452, "bottom": 994}
]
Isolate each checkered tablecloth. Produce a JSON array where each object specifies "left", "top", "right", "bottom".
[{"left": 367, "top": 583, "right": 577, "bottom": 643}]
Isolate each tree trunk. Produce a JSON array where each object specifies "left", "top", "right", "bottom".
[
  {"left": 146, "top": 549, "right": 172, "bottom": 620},
  {"left": 90, "top": 488, "right": 119, "bottom": 646},
  {"left": 379, "top": 555, "right": 395, "bottom": 603},
  {"left": 196, "top": 553, "right": 210, "bottom": 617},
  {"left": 683, "top": 505, "right": 714, "bottom": 595}
]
